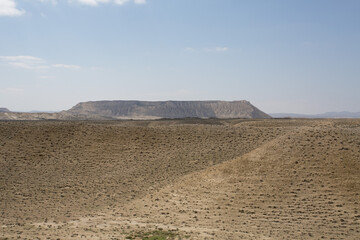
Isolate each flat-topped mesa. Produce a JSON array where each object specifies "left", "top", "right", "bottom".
[{"left": 67, "top": 100, "right": 271, "bottom": 119}]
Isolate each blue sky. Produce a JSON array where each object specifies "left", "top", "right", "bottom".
[{"left": 0, "top": 0, "right": 359, "bottom": 114}]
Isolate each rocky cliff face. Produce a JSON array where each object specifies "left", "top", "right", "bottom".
[{"left": 67, "top": 100, "right": 271, "bottom": 119}]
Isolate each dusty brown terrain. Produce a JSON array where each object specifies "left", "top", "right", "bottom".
[{"left": 0, "top": 119, "right": 359, "bottom": 239}]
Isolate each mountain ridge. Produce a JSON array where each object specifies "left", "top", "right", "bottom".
[
  {"left": 0, "top": 108, "right": 10, "bottom": 112},
  {"left": 271, "top": 111, "right": 360, "bottom": 118}
]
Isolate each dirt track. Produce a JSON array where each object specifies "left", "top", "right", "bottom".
[{"left": 1, "top": 119, "right": 359, "bottom": 239}]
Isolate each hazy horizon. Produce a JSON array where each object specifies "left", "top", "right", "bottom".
[
  {"left": 2, "top": 99, "right": 360, "bottom": 116},
  {"left": 1, "top": 0, "right": 360, "bottom": 114}
]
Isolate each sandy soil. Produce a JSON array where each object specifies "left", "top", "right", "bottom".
[{"left": 1, "top": 119, "right": 359, "bottom": 239}]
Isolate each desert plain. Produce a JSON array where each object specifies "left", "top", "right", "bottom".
[{"left": 0, "top": 118, "right": 359, "bottom": 239}]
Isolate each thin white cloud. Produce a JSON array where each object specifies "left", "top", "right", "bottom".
[
  {"left": 0, "top": 0, "right": 146, "bottom": 16},
  {"left": 37, "top": 0, "right": 57, "bottom": 4},
  {"left": 0, "top": 87, "right": 24, "bottom": 95},
  {"left": 0, "top": 0, "right": 25, "bottom": 16},
  {"left": 52, "top": 64, "right": 81, "bottom": 69},
  {"left": 0, "top": 56, "right": 42, "bottom": 62},
  {"left": 0, "top": 55, "right": 81, "bottom": 70},
  {"left": 72, "top": 0, "right": 110, "bottom": 6},
  {"left": 114, "top": 0, "right": 129, "bottom": 5},
  {"left": 0, "top": 56, "right": 47, "bottom": 69},
  {"left": 184, "top": 47, "right": 230, "bottom": 53},
  {"left": 215, "top": 47, "right": 229, "bottom": 52},
  {"left": 204, "top": 47, "right": 229, "bottom": 52},
  {"left": 71, "top": 0, "right": 146, "bottom": 6},
  {"left": 133, "top": 0, "right": 146, "bottom": 4},
  {"left": 113, "top": 0, "right": 146, "bottom": 5}
]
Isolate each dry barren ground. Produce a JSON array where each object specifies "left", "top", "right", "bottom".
[{"left": 0, "top": 119, "right": 359, "bottom": 239}]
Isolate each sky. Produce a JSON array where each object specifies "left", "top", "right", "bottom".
[{"left": 0, "top": 0, "right": 359, "bottom": 114}]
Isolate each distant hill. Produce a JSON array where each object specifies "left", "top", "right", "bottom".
[
  {"left": 0, "top": 108, "right": 10, "bottom": 112},
  {"left": 0, "top": 100, "right": 271, "bottom": 120},
  {"left": 271, "top": 111, "right": 360, "bottom": 119},
  {"left": 67, "top": 100, "right": 271, "bottom": 119},
  {"left": 317, "top": 111, "right": 360, "bottom": 118},
  {"left": 0, "top": 111, "right": 80, "bottom": 121},
  {"left": 28, "top": 110, "right": 57, "bottom": 113}
]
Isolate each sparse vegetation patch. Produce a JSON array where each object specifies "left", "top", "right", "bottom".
[{"left": 125, "top": 229, "right": 180, "bottom": 240}]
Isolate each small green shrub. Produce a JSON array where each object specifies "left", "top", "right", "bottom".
[{"left": 126, "top": 229, "right": 179, "bottom": 240}]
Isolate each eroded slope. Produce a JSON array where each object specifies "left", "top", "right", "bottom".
[
  {"left": 0, "top": 119, "right": 286, "bottom": 225},
  {"left": 119, "top": 120, "right": 360, "bottom": 239},
  {"left": 1, "top": 119, "right": 359, "bottom": 239}
]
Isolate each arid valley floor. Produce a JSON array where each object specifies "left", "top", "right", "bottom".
[{"left": 1, "top": 119, "right": 359, "bottom": 239}]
